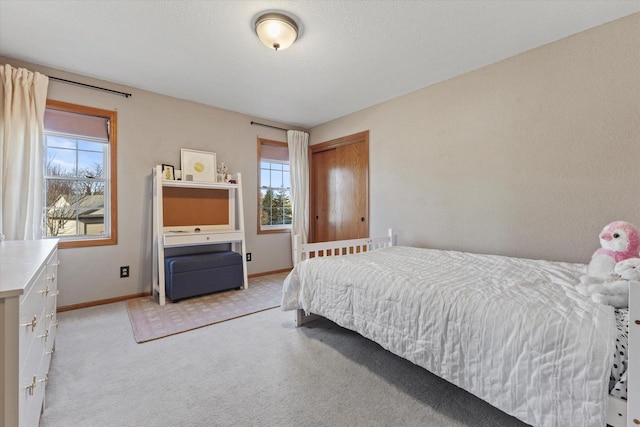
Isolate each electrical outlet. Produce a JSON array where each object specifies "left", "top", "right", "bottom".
[
  {"left": 246, "top": 253, "right": 252, "bottom": 262},
  {"left": 120, "top": 266, "right": 130, "bottom": 278}
]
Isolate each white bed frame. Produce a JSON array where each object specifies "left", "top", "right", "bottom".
[{"left": 292, "top": 229, "right": 639, "bottom": 427}]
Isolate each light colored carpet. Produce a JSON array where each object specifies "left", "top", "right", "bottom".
[
  {"left": 127, "top": 272, "right": 287, "bottom": 343},
  {"left": 40, "top": 274, "right": 528, "bottom": 427}
]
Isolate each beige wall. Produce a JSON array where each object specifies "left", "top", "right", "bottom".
[
  {"left": 310, "top": 13, "right": 640, "bottom": 263},
  {"left": 0, "top": 55, "right": 298, "bottom": 306}
]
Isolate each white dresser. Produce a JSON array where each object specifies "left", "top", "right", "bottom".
[{"left": 0, "top": 239, "right": 59, "bottom": 427}]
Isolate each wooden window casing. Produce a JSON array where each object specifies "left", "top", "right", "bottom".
[
  {"left": 44, "top": 100, "right": 118, "bottom": 249},
  {"left": 257, "top": 138, "right": 291, "bottom": 235}
]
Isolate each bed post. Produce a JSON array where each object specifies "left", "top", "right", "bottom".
[
  {"left": 293, "top": 234, "right": 317, "bottom": 326},
  {"left": 295, "top": 309, "right": 319, "bottom": 326},
  {"left": 293, "top": 234, "right": 302, "bottom": 264},
  {"left": 628, "top": 281, "right": 639, "bottom": 426}
]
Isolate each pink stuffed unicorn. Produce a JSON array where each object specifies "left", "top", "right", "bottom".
[{"left": 587, "top": 220, "right": 640, "bottom": 277}]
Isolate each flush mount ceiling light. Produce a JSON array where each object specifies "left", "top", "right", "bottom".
[{"left": 255, "top": 12, "right": 298, "bottom": 51}]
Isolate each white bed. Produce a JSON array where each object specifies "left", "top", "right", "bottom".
[{"left": 281, "top": 230, "right": 638, "bottom": 427}]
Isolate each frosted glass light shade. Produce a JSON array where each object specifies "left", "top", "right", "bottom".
[{"left": 255, "top": 13, "right": 298, "bottom": 51}]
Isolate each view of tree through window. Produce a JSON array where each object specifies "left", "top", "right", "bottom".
[
  {"left": 44, "top": 134, "right": 108, "bottom": 237},
  {"left": 260, "top": 161, "right": 292, "bottom": 228}
]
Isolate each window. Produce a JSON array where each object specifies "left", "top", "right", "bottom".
[
  {"left": 258, "top": 138, "right": 291, "bottom": 233},
  {"left": 43, "top": 100, "right": 117, "bottom": 248}
]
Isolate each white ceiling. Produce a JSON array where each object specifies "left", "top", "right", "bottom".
[{"left": 1, "top": 1, "right": 639, "bottom": 129}]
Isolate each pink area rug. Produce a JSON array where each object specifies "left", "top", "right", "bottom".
[{"left": 127, "top": 272, "right": 287, "bottom": 343}]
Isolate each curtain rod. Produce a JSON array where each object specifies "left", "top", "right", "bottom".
[
  {"left": 48, "top": 76, "right": 132, "bottom": 98},
  {"left": 250, "top": 121, "right": 288, "bottom": 132}
]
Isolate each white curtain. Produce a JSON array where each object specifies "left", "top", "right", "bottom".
[
  {"left": 287, "top": 129, "right": 309, "bottom": 263},
  {"left": 0, "top": 64, "right": 49, "bottom": 240}
]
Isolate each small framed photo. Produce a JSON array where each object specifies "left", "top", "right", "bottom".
[
  {"left": 181, "top": 149, "right": 217, "bottom": 183},
  {"left": 161, "top": 164, "right": 175, "bottom": 180}
]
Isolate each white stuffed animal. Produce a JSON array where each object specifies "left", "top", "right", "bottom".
[
  {"left": 577, "top": 258, "right": 640, "bottom": 308},
  {"left": 587, "top": 221, "right": 640, "bottom": 277}
]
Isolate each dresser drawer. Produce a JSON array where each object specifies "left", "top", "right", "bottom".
[
  {"left": 18, "top": 266, "right": 48, "bottom": 366},
  {"left": 45, "top": 275, "right": 58, "bottom": 318},
  {"left": 46, "top": 249, "right": 59, "bottom": 291},
  {"left": 19, "top": 303, "right": 47, "bottom": 378},
  {"left": 44, "top": 249, "right": 59, "bottom": 312},
  {"left": 19, "top": 347, "right": 46, "bottom": 427},
  {"left": 46, "top": 309, "right": 58, "bottom": 357}
]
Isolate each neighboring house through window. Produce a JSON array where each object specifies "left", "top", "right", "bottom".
[
  {"left": 43, "top": 100, "right": 117, "bottom": 248},
  {"left": 258, "top": 138, "right": 291, "bottom": 233}
]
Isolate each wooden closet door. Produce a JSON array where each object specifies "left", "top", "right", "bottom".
[
  {"left": 312, "top": 148, "right": 336, "bottom": 243},
  {"left": 311, "top": 131, "right": 369, "bottom": 243},
  {"left": 334, "top": 141, "right": 368, "bottom": 241}
]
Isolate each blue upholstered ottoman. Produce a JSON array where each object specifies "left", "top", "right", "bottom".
[{"left": 164, "top": 251, "right": 243, "bottom": 301}]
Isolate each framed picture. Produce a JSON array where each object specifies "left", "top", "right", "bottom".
[
  {"left": 181, "top": 149, "right": 217, "bottom": 183},
  {"left": 161, "top": 164, "right": 175, "bottom": 180}
]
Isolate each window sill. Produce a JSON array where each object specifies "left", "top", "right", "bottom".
[
  {"left": 54, "top": 236, "right": 117, "bottom": 249},
  {"left": 258, "top": 228, "right": 291, "bottom": 235}
]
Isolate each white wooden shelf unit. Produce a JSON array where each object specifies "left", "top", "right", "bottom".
[{"left": 152, "top": 165, "right": 248, "bottom": 305}]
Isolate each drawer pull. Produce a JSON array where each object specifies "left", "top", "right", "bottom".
[
  {"left": 46, "top": 310, "right": 55, "bottom": 319},
  {"left": 25, "top": 373, "right": 49, "bottom": 395},
  {"left": 46, "top": 344, "right": 56, "bottom": 355},
  {"left": 26, "top": 376, "right": 37, "bottom": 396},
  {"left": 37, "top": 373, "right": 49, "bottom": 386},
  {"left": 39, "top": 286, "right": 50, "bottom": 296},
  {"left": 49, "top": 290, "right": 60, "bottom": 297},
  {"left": 38, "top": 329, "right": 49, "bottom": 342},
  {"left": 47, "top": 274, "right": 55, "bottom": 282},
  {"left": 21, "top": 315, "right": 37, "bottom": 332}
]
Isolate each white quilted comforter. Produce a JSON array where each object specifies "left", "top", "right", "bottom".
[{"left": 281, "top": 246, "right": 616, "bottom": 427}]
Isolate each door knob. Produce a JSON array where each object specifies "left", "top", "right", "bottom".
[{"left": 361, "top": 217, "right": 365, "bottom": 222}]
